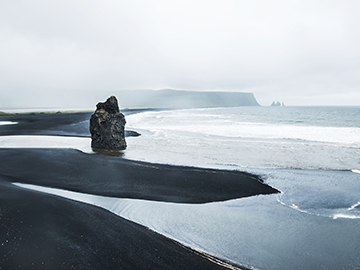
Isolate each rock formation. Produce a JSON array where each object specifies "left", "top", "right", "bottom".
[
  {"left": 90, "top": 96, "right": 126, "bottom": 150},
  {"left": 271, "top": 101, "right": 284, "bottom": 106}
]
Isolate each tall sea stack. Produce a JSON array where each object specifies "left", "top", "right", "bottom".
[{"left": 90, "top": 96, "right": 126, "bottom": 150}]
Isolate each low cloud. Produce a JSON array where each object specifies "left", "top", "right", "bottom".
[{"left": 1, "top": 0, "right": 360, "bottom": 107}]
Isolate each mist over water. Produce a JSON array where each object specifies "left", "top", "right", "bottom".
[{"left": 125, "top": 106, "right": 360, "bottom": 171}]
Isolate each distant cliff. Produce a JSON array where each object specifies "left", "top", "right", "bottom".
[{"left": 113, "top": 89, "right": 260, "bottom": 109}]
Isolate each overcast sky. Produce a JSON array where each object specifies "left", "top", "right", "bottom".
[{"left": 1, "top": 0, "right": 360, "bottom": 108}]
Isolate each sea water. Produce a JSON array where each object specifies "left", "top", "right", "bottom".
[
  {"left": 4, "top": 106, "right": 360, "bottom": 269},
  {"left": 125, "top": 106, "right": 360, "bottom": 170},
  {"left": 122, "top": 106, "right": 360, "bottom": 269}
]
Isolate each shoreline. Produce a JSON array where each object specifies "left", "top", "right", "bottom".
[
  {"left": 0, "top": 110, "right": 278, "bottom": 269},
  {"left": 0, "top": 148, "right": 279, "bottom": 204},
  {"left": 0, "top": 177, "right": 248, "bottom": 270},
  {"left": 0, "top": 109, "right": 154, "bottom": 137}
]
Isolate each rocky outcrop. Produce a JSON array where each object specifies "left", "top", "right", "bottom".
[
  {"left": 90, "top": 96, "right": 126, "bottom": 149},
  {"left": 271, "top": 101, "right": 284, "bottom": 106}
]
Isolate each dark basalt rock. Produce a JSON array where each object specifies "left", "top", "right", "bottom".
[
  {"left": 96, "top": 96, "right": 120, "bottom": 114},
  {"left": 90, "top": 96, "right": 126, "bottom": 149}
]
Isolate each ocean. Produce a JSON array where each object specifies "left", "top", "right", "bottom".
[
  {"left": 125, "top": 106, "right": 360, "bottom": 171},
  {"left": 122, "top": 106, "right": 360, "bottom": 269},
  {"left": 2, "top": 106, "right": 360, "bottom": 269}
]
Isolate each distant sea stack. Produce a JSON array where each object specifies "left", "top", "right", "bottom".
[
  {"left": 271, "top": 101, "right": 285, "bottom": 106},
  {"left": 90, "top": 96, "right": 126, "bottom": 150}
]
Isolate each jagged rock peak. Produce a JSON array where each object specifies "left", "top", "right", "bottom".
[
  {"left": 271, "top": 101, "right": 284, "bottom": 107},
  {"left": 96, "top": 96, "right": 120, "bottom": 114},
  {"left": 90, "top": 96, "right": 126, "bottom": 150}
]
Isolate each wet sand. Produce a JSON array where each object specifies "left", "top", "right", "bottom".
[
  {"left": 1, "top": 177, "right": 247, "bottom": 269},
  {"left": 0, "top": 148, "right": 278, "bottom": 204},
  {"left": 0, "top": 111, "right": 278, "bottom": 269}
]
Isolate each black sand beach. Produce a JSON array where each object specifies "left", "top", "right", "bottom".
[
  {"left": 0, "top": 111, "right": 278, "bottom": 269},
  {"left": 0, "top": 148, "right": 277, "bottom": 204},
  {"left": 1, "top": 177, "right": 244, "bottom": 270},
  {"left": 0, "top": 109, "right": 146, "bottom": 137}
]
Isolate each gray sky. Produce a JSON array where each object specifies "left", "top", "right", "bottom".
[{"left": 1, "top": 0, "right": 360, "bottom": 108}]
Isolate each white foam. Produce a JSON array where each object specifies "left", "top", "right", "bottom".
[
  {"left": 0, "top": 121, "right": 18, "bottom": 125},
  {"left": 14, "top": 182, "right": 108, "bottom": 205},
  {"left": 278, "top": 196, "right": 360, "bottom": 220},
  {"left": 0, "top": 135, "right": 92, "bottom": 153},
  {"left": 277, "top": 196, "right": 324, "bottom": 217},
  {"left": 333, "top": 214, "right": 360, "bottom": 220},
  {"left": 348, "top": 202, "right": 360, "bottom": 211},
  {"left": 124, "top": 131, "right": 360, "bottom": 171},
  {"left": 125, "top": 109, "right": 360, "bottom": 171},
  {"left": 127, "top": 109, "right": 360, "bottom": 145},
  {"left": 0, "top": 108, "right": 92, "bottom": 113},
  {"left": 352, "top": 169, "right": 360, "bottom": 174}
]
